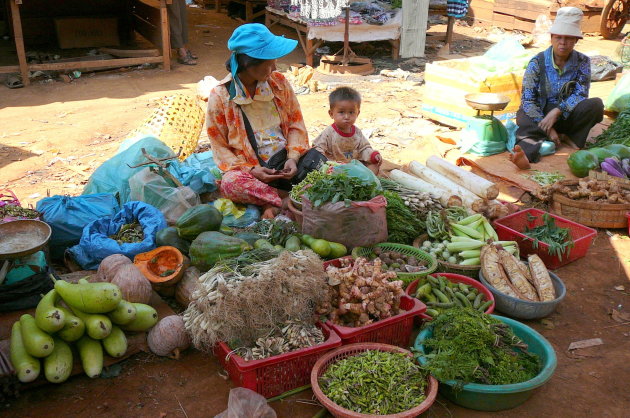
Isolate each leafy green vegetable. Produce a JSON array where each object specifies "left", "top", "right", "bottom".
[
  {"left": 587, "top": 108, "right": 630, "bottom": 148},
  {"left": 525, "top": 170, "right": 565, "bottom": 186},
  {"left": 304, "top": 172, "right": 378, "bottom": 208},
  {"left": 248, "top": 219, "right": 298, "bottom": 246},
  {"left": 524, "top": 213, "right": 574, "bottom": 260},
  {"left": 384, "top": 191, "right": 425, "bottom": 244},
  {"left": 289, "top": 169, "right": 329, "bottom": 203},
  {"left": 320, "top": 350, "right": 427, "bottom": 415},
  {"left": 420, "top": 308, "right": 540, "bottom": 387}
]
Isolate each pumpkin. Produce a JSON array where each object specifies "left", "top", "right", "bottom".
[
  {"left": 189, "top": 232, "right": 251, "bottom": 271},
  {"left": 147, "top": 315, "right": 190, "bottom": 358},
  {"left": 133, "top": 246, "right": 185, "bottom": 286},
  {"left": 175, "top": 267, "right": 201, "bottom": 306},
  {"left": 96, "top": 254, "right": 132, "bottom": 282},
  {"left": 111, "top": 264, "right": 152, "bottom": 304},
  {"left": 176, "top": 205, "right": 223, "bottom": 240}
]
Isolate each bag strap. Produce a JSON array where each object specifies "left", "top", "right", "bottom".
[
  {"left": 535, "top": 51, "right": 548, "bottom": 99},
  {"left": 224, "top": 82, "right": 267, "bottom": 167}
]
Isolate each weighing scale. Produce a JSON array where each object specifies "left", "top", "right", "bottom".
[
  {"left": 0, "top": 220, "right": 52, "bottom": 285},
  {"left": 459, "top": 93, "right": 510, "bottom": 155}
]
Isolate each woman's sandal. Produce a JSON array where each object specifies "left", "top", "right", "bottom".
[
  {"left": 177, "top": 54, "right": 197, "bottom": 65},
  {"left": 187, "top": 50, "right": 198, "bottom": 60}
]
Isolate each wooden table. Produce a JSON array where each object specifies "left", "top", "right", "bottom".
[
  {"left": 215, "top": 0, "right": 266, "bottom": 22},
  {"left": 265, "top": 8, "right": 400, "bottom": 67},
  {"left": 1, "top": 0, "right": 172, "bottom": 87}
]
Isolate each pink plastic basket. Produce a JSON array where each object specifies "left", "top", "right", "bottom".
[
  {"left": 493, "top": 208, "right": 597, "bottom": 270},
  {"left": 214, "top": 322, "right": 341, "bottom": 398}
]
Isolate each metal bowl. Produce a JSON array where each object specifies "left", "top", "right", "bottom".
[
  {"left": 0, "top": 220, "right": 52, "bottom": 259},
  {"left": 465, "top": 93, "right": 511, "bottom": 111}
]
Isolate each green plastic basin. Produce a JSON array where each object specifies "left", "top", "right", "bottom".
[{"left": 415, "top": 315, "right": 557, "bottom": 411}]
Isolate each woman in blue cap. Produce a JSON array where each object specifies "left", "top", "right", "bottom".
[{"left": 206, "top": 24, "right": 325, "bottom": 218}]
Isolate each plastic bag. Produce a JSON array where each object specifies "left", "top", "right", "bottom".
[
  {"left": 215, "top": 388, "right": 277, "bottom": 418},
  {"left": 590, "top": 55, "right": 623, "bottom": 81},
  {"left": 169, "top": 151, "right": 219, "bottom": 195},
  {"left": 0, "top": 268, "right": 56, "bottom": 312},
  {"left": 67, "top": 201, "right": 167, "bottom": 270},
  {"left": 532, "top": 15, "right": 552, "bottom": 47},
  {"left": 83, "top": 136, "right": 176, "bottom": 203},
  {"left": 605, "top": 72, "right": 630, "bottom": 112},
  {"left": 36, "top": 193, "right": 120, "bottom": 260},
  {"left": 302, "top": 195, "right": 388, "bottom": 249},
  {"left": 332, "top": 159, "right": 382, "bottom": 189},
  {"left": 484, "top": 37, "right": 525, "bottom": 62},
  {"left": 129, "top": 168, "right": 200, "bottom": 225},
  {"left": 214, "top": 198, "right": 246, "bottom": 219},
  {"left": 222, "top": 205, "right": 261, "bottom": 228},
  {"left": 506, "top": 120, "right": 518, "bottom": 153}
]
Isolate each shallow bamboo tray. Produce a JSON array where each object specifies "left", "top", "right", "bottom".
[{"left": 551, "top": 180, "right": 630, "bottom": 228}]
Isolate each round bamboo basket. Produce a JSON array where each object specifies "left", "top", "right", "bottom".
[{"left": 551, "top": 180, "right": 630, "bottom": 229}]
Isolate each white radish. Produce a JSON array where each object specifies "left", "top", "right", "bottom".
[
  {"left": 408, "top": 161, "right": 485, "bottom": 212},
  {"left": 426, "top": 156, "right": 499, "bottom": 200},
  {"left": 389, "top": 169, "right": 462, "bottom": 207}
]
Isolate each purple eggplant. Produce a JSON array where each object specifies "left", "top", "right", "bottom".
[
  {"left": 602, "top": 158, "right": 627, "bottom": 178},
  {"left": 622, "top": 158, "right": 630, "bottom": 177}
]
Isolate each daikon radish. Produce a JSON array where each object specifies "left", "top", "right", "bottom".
[
  {"left": 426, "top": 156, "right": 499, "bottom": 200},
  {"left": 408, "top": 161, "right": 485, "bottom": 212},
  {"left": 389, "top": 169, "right": 462, "bottom": 207}
]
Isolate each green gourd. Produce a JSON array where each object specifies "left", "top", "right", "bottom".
[
  {"left": 76, "top": 336, "right": 103, "bottom": 378},
  {"left": 54, "top": 280, "right": 121, "bottom": 313},
  {"left": 44, "top": 338, "right": 73, "bottom": 383},
  {"left": 19, "top": 314, "right": 54, "bottom": 358},
  {"left": 70, "top": 307, "right": 112, "bottom": 340},
  {"left": 176, "top": 205, "right": 223, "bottom": 240},
  {"left": 107, "top": 300, "right": 137, "bottom": 325},
  {"left": 35, "top": 289, "right": 66, "bottom": 333},
  {"left": 102, "top": 326, "right": 128, "bottom": 358},
  {"left": 10, "top": 322, "right": 40, "bottom": 383},
  {"left": 120, "top": 303, "right": 158, "bottom": 332},
  {"left": 56, "top": 306, "right": 85, "bottom": 342}
]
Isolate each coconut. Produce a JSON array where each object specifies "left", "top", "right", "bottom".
[
  {"left": 147, "top": 315, "right": 190, "bottom": 358},
  {"left": 175, "top": 267, "right": 201, "bottom": 307},
  {"left": 96, "top": 254, "right": 132, "bottom": 282},
  {"left": 111, "top": 264, "right": 152, "bottom": 304}
]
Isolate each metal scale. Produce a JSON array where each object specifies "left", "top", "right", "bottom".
[
  {"left": 0, "top": 220, "right": 52, "bottom": 285},
  {"left": 460, "top": 93, "right": 511, "bottom": 153}
]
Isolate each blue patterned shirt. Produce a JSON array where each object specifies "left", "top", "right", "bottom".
[{"left": 520, "top": 46, "right": 591, "bottom": 123}]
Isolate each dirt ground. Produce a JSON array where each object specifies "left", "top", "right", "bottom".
[{"left": 1, "top": 5, "right": 630, "bottom": 417}]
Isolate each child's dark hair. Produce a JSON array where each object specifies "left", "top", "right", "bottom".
[{"left": 329, "top": 87, "right": 361, "bottom": 108}]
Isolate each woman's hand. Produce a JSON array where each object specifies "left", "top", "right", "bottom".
[
  {"left": 538, "top": 108, "right": 562, "bottom": 136},
  {"left": 280, "top": 158, "right": 298, "bottom": 179},
  {"left": 250, "top": 166, "right": 285, "bottom": 183}
]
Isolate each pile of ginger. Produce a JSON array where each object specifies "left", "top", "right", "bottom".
[
  {"left": 535, "top": 179, "right": 630, "bottom": 204},
  {"left": 317, "top": 257, "right": 405, "bottom": 327}
]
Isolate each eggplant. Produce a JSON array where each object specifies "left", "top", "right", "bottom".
[
  {"left": 601, "top": 159, "right": 627, "bottom": 178},
  {"left": 622, "top": 158, "right": 630, "bottom": 177}
]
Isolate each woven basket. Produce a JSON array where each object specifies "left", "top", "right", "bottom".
[
  {"left": 127, "top": 94, "right": 204, "bottom": 161},
  {"left": 310, "top": 343, "right": 438, "bottom": 418},
  {"left": 413, "top": 234, "right": 481, "bottom": 279},
  {"left": 588, "top": 170, "right": 630, "bottom": 186},
  {"left": 551, "top": 180, "right": 630, "bottom": 228},
  {"left": 351, "top": 243, "right": 437, "bottom": 285}
]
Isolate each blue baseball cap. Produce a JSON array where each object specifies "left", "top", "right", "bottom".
[{"left": 227, "top": 24, "right": 297, "bottom": 98}]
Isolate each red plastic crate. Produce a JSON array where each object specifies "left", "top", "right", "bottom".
[
  {"left": 214, "top": 322, "right": 341, "bottom": 398},
  {"left": 327, "top": 296, "right": 425, "bottom": 347},
  {"left": 493, "top": 208, "right": 597, "bottom": 270}
]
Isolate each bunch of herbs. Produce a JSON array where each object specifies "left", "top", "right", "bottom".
[
  {"left": 304, "top": 172, "right": 378, "bottom": 208},
  {"left": 524, "top": 213, "right": 574, "bottom": 260},
  {"left": 384, "top": 190, "right": 426, "bottom": 244}
]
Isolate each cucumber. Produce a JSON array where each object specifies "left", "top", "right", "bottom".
[
  {"left": 44, "top": 338, "right": 73, "bottom": 383},
  {"left": 102, "top": 326, "right": 128, "bottom": 358},
  {"left": 478, "top": 300, "right": 493, "bottom": 312},
  {"left": 120, "top": 304, "right": 158, "bottom": 332},
  {"left": 70, "top": 307, "right": 112, "bottom": 340},
  {"left": 56, "top": 306, "right": 85, "bottom": 342},
  {"left": 425, "top": 308, "right": 440, "bottom": 318},
  {"left": 455, "top": 292, "right": 472, "bottom": 308},
  {"left": 76, "top": 336, "right": 103, "bottom": 378},
  {"left": 432, "top": 288, "right": 450, "bottom": 304},
  {"left": 473, "top": 293, "right": 485, "bottom": 309},
  {"left": 107, "top": 300, "right": 137, "bottom": 325},
  {"left": 19, "top": 314, "right": 54, "bottom": 358},
  {"left": 10, "top": 322, "right": 40, "bottom": 383},
  {"left": 35, "top": 289, "right": 66, "bottom": 333}
]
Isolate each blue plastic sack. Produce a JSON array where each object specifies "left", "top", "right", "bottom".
[
  {"left": 332, "top": 160, "right": 382, "bottom": 189},
  {"left": 67, "top": 201, "right": 167, "bottom": 270},
  {"left": 168, "top": 151, "right": 219, "bottom": 195},
  {"left": 83, "top": 136, "right": 176, "bottom": 203},
  {"left": 506, "top": 120, "right": 518, "bottom": 153},
  {"left": 36, "top": 194, "right": 120, "bottom": 260},
  {"left": 221, "top": 204, "right": 261, "bottom": 228}
]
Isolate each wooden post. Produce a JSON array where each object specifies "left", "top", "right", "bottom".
[
  {"left": 10, "top": 0, "right": 29, "bottom": 85},
  {"left": 445, "top": 16, "right": 455, "bottom": 45},
  {"left": 400, "top": 0, "right": 429, "bottom": 58},
  {"left": 160, "top": 0, "right": 171, "bottom": 71},
  {"left": 245, "top": 0, "right": 253, "bottom": 22}
]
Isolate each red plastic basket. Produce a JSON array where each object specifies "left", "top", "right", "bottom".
[
  {"left": 406, "top": 273, "right": 495, "bottom": 320},
  {"left": 214, "top": 322, "right": 342, "bottom": 398},
  {"left": 493, "top": 208, "right": 597, "bottom": 270},
  {"left": 310, "top": 343, "right": 439, "bottom": 418}
]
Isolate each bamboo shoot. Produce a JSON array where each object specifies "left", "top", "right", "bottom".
[
  {"left": 389, "top": 169, "right": 462, "bottom": 207},
  {"left": 426, "top": 156, "right": 499, "bottom": 200},
  {"left": 408, "top": 161, "right": 485, "bottom": 212}
]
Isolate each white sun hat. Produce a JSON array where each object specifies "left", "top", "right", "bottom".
[{"left": 550, "top": 7, "right": 584, "bottom": 38}]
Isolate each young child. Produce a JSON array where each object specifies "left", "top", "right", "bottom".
[{"left": 313, "top": 87, "right": 382, "bottom": 174}]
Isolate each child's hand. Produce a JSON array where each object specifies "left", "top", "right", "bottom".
[{"left": 370, "top": 152, "right": 382, "bottom": 165}]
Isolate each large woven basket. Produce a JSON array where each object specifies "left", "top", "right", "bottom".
[
  {"left": 127, "top": 94, "right": 204, "bottom": 161},
  {"left": 310, "top": 343, "right": 438, "bottom": 418},
  {"left": 551, "top": 180, "right": 630, "bottom": 228}
]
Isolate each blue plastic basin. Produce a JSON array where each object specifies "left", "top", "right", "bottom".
[
  {"left": 479, "top": 268, "right": 566, "bottom": 319},
  {"left": 415, "top": 315, "right": 557, "bottom": 411}
]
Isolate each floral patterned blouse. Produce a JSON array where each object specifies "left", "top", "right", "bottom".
[
  {"left": 521, "top": 46, "right": 591, "bottom": 123},
  {"left": 206, "top": 72, "right": 309, "bottom": 172}
]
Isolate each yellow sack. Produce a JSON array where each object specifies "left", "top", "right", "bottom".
[{"left": 213, "top": 198, "right": 246, "bottom": 219}]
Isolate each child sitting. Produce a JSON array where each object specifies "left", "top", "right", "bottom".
[{"left": 313, "top": 87, "right": 382, "bottom": 174}]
